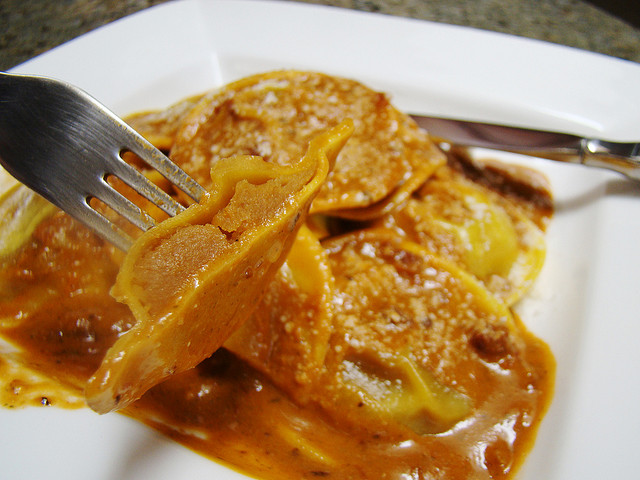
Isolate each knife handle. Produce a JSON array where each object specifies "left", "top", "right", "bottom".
[
  {"left": 583, "top": 139, "right": 640, "bottom": 181},
  {"left": 409, "top": 114, "right": 640, "bottom": 182}
]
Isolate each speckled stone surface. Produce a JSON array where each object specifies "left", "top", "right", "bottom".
[{"left": 1, "top": 0, "right": 640, "bottom": 70}]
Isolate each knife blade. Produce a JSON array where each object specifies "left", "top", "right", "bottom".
[{"left": 410, "top": 114, "right": 640, "bottom": 181}]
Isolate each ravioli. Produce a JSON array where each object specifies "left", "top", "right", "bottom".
[
  {"left": 224, "top": 224, "right": 334, "bottom": 403},
  {"left": 0, "top": 185, "right": 57, "bottom": 260},
  {"left": 315, "top": 228, "right": 532, "bottom": 435},
  {"left": 84, "top": 121, "right": 353, "bottom": 414},
  {"left": 381, "top": 165, "right": 547, "bottom": 305},
  {"left": 170, "top": 71, "right": 445, "bottom": 218},
  {"left": 125, "top": 93, "right": 205, "bottom": 152}
]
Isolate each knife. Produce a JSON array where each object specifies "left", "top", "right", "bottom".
[{"left": 410, "top": 115, "right": 640, "bottom": 181}]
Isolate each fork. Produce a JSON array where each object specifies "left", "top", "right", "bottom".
[{"left": 0, "top": 71, "right": 206, "bottom": 251}]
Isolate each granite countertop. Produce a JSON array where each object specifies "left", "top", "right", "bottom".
[{"left": 1, "top": 0, "right": 640, "bottom": 71}]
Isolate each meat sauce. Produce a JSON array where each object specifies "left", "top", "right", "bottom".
[
  {"left": 0, "top": 160, "right": 554, "bottom": 479},
  {"left": 0, "top": 71, "right": 555, "bottom": 479}
]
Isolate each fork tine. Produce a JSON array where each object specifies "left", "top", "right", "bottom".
[
  {"left": 74, "top": 201, "right": 134, "bottom": 251},
  {"left": 92, "top": 178, "right": 158, "bottom": 232},
  {"left": 108, "top": 156, "right": 186, "bottom": 217},
  {"left": 126, "top": 131, "right": 206, "bottom": 203}
]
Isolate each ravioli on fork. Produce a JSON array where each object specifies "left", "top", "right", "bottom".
[{"left": 85, "top": 121, "right": 353, "bottom": 414}]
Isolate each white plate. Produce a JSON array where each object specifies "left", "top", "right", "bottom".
[{"left": 2, "top": 1, "right": 640, "bottom": 479}]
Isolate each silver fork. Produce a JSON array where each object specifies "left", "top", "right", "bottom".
[{"left": 0, "top": 71, "right": 206, "bottom": 251}]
